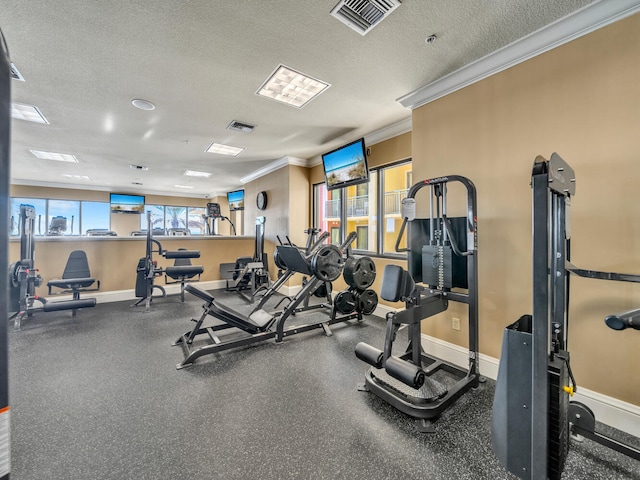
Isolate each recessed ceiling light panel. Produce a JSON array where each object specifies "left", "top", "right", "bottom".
[
  {"left": 30, "top": 150, "right": 78, "bottom": 163},
  {"left": 184, "top": 170, "right": 212, "bottom": 178},
  {"left": 62, "top": 174, "right": 91, "bottom": 181},
  {"left": 205, "top": 142, "right": 244, "bottom": 157},
  {"left": 11, "top": 103, "right": 49, "bottom": 124},
  {"left": 174, "top": 184, "right": 195, "bottom": 189},
  {"left": 256, "top": 65, "right": 330, "bottom": 108}
]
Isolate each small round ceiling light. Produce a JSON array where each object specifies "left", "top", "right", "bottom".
[{"left": 131, "top": 99, "right": 156, "bottom": 111}]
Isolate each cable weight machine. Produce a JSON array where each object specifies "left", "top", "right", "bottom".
[
  {"left": 355, "top": 175, "right": 482, "bottom": 432},
  {"left": 491, "top": 153, "right": 640, "bottom": 479}
]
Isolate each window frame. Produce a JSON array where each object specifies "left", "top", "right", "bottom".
[{"left": 313, "top": 158, "right": 411, "bottom": 259}]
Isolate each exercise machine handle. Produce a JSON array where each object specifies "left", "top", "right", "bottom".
[{"left": 605, "top": 308, "right": 640, "bottom": 331}]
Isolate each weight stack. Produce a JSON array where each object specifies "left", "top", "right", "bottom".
[
  {"left": 548, "top": 353, "right": 570, "bottom": 480},
  {"left": 422, "top": 244, "right": 453, "bottom": 289}
]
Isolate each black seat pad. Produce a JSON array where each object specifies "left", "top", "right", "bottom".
[
  {"left": 184, "top": 284, "right": 272, "bottom": 332},
  {"left": 48, "top": 277, "right": 96, "bottom": 289},
  {"left": 165, "top": 265, "right": 204, "bottom": 279}
]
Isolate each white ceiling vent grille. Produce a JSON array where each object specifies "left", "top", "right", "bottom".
[
  {"left": 227, "top": 120, "right": 255, "bottom": 133},
  {"left": 330, "top": 0, "right": 401, "bottom": 36},
  {"left": 10, "top": 63, "right": 25, "bottom": 81}
]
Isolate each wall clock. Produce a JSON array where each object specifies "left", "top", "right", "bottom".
[{"left": 256, "top": 191, "right": 268, "bottom": 210}]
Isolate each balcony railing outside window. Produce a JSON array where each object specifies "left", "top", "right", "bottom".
[{"left": 384, "top": 189, "right": 409, "bottom": 215}]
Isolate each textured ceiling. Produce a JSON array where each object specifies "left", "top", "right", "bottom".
[{"left": 2, "top": 0, "right": 594, "bottom": 198}]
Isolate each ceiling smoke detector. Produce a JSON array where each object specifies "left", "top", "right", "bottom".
[
  {"left": 330, "top": 0, "right": 401, "bottom": 36},
  {"left": 227, "top": 120, "right": 255, "bottom": 133}
]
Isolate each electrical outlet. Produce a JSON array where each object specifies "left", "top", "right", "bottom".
[{"left": 452, "top": 317, "right": 461, "bottom": 331}]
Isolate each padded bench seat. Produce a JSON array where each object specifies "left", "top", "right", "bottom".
[
  {"left": 184, "top": 284, "right": 273, "bottom": 333},
  {"left": 48, "top": 277, "right": 96, "bottom": 289},
  {"left": 165, "top": 265, "right": 204, "bottom": 278}
]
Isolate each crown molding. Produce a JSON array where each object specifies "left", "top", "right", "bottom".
[
  {"left": 364, "top": 116, "right": 412, "bottom": 146},
  {"left": 398, "top": 0, "right": 640, "bottom": 110},
  {"left": 239, "top": 156, "right": 307, "bottom": 184}
]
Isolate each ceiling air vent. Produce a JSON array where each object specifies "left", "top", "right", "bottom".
[
  {"left": 10, "top": 63, "right": 25, "bottom": 81},
  {"left": 129, "top": 164, "right": 149, "bottom": 171},
  {"left": 330, "top": 0, "right": 401, "bottom": 36},
  {"left": 227, "top": 120, "right": 255, "bottom": 133}
]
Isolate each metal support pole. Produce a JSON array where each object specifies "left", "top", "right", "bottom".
[
  {"left": 530, "top": 173, "right": 550, "bottom": 479},
  {"left": 0, "top": 27, "right": 12, "bottom": 480}
]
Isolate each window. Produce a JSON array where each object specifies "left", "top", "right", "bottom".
[
  {"left": 346, "top": 170, "right": 377, "bottom": 252},
  {"left": 314, "top": 159, "right": 411, "bottom": 256},
  {"left": 141, "top": 205, "right": 165, "bottom": 233},
  {"left": 356, "top": 226, "right": 368, "bottom": 250},
  {"left": 187, "top": 207, "right": 206, "bottom": 235},
  {"left": 48, "top": 199, "right": 81, "bottom": 235},
  {"left": 314, "top": 184, "right": 341, "bottom": 244},
  {"left": 165, "top": 206, "right": 187, "bottom": 231},
  {"left": 382, "top": 162, "right": 412, "bottom": 254},
  {"left": 81, "top": 201, "right": 110, "bottom": 234},
  {"left": 10, "top": 197, "right": 46, "bottom": 236}
]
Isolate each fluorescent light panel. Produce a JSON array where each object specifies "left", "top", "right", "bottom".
[
  {"left": 184, "top": 170, "right": 212, "bottom": 178},
  {"left": 11, "top": 103, "right": 49, "bottom": 124},
  {"left": 62, "top": 174, "right": 91, "bottom": 181},
  {"left": 30, "top": 149, "right": 78, "bottom": 163},
  {"left": 174, "top": 184, "right": 194, "bottom": 189},
  {"left": 205, "top": 142, "right": 244, "bottom": 157},
  {"left": 256, "top": 64, "right": 330, "bottom": 108}
]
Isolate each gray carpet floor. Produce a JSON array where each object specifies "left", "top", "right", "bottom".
[{"left": 7, "top": 289, "right": 640, "bottom": 480}]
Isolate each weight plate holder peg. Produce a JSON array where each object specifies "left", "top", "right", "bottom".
[
  {"left": 310, "top": 245, "right": 344, "bottom": 282},
  {"left": 355, "top": 289, "right": 378, "bottom": 315},
  {"left": 343, "top": 256, "right": 376, "bottom": 290},
  {"left": 334, "top": 290, "right": 357, "bottom": 314}
]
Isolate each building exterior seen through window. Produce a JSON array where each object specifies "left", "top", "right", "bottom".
[{"left": 314, "top": 160, "right": 411, "bottom": 255}]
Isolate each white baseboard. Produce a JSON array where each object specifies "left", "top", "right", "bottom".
[
  {"left": 50, "top": 280, "right": 228, "bottom": 304},
  {"left": 417, "top": 332, "right": 640, "bottom": 437}
]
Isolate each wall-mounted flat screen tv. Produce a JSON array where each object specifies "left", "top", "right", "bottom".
[
  {"left": 227, "top": 190, "right": 244, "bottom": 211},
  {"left": 321, "top": 138, "right": 369, "bottom": 191},
  {"left": 110, "top": 193, "right": 145, "bottom": 214}
]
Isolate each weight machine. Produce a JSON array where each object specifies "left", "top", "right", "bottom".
[
  {"left": 8, "top": 204, "right": 98, "bottom": 330},
  {"left": 133, "top": 211, "right": 204, "bottom": 311},
  {"left": 355, "top": 175, "right": 482, "bottom": 432},
  {"left": 491, "top": 153, "right": 640, "bottom": 479},
  {"left": 173, "top": 232, "right": 360, "bottom": 369},
  {"left": 252, "top": 227, "right": 331, "bottom": 312},
  {"left": 224, "top": 216, "right": 270, "bottom": 302}
]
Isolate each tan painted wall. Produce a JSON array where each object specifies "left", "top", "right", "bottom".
[
  {"left": 9, "top": 236, "right": 254, "bottom": 294},
  {"left": 411, "top": 14, "right": 640, "bottom": 404}
]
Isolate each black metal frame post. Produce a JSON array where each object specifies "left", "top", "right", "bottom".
[{"left": 1, "top": 27, "right": 11, "bottom": 480}]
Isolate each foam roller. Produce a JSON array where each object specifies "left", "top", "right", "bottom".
[
  {"left": 42, "top": 298, "right": 96, "bottom": 312},
  {"left": 605, "top": 308, "right": 640, "bottom": 331},
  {"left": 385, "top": 356, "right": 425, "bottom": 389},
  {"left": 355, "top": 342, "right": 384, "bottom": 369}
]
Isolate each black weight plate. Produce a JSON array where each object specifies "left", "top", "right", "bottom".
[
  {"left": 357, "top": 289, "right": 378, "bottom": 315},
  {"left": 273, "top": 248, "right": 286, "bottom": 270},
  {"left": 313, "top": 281, "right": 332, "bottom": 298},
  {"left": 8, "top": 261, "right": 21, "bottom": 288},
  {"left": 343, "top": 256, "right": 376, "bottom": 289},
  {"left": 335, "top": 290, "right": 356, "bottom": 314},
  {"left": 311, "top": 245, "right": 343, "bottom": 282}
]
